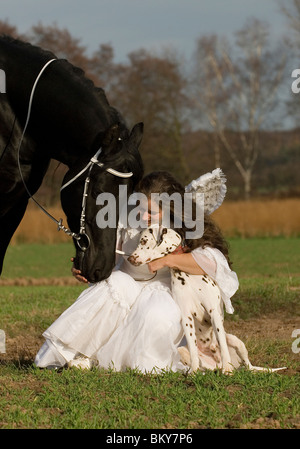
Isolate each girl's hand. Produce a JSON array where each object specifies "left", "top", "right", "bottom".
[
  {"left": 71, "top": 258, "right": 88, "bottom": 283},
  {"left": 147, "top": 246, "right": 186, "bottom": 273},
  {"left": 148, "top": 257, "right": 167, "bottom": 273}
]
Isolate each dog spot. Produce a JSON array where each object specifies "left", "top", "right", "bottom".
[
  {"left": 202, "top": 277, "right": 208, "bottom": 284},
  {"left": 188, "top": 316, "right": 192, "bottom": 321},
  {"left": 190, "top": 333, "right": 192, "bottom": 336},
  {"left": 178, "top": 276, "right": 185, "bottom": 285},
  {"left": 190, "top": 324, "right": 193, "bottom": 328},
  {"left": 217, "top": 328, "right": 219, "bottom": 332},
  {"left": 198, "top": 328, "right": 202, "bottom": 332},
  {"left": 193, "top": 312, "right": 197, "bottom": 317}
]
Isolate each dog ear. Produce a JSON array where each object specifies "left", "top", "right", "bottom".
[{"left": 157, "top": 227, "right": 169, "bottom": 246}]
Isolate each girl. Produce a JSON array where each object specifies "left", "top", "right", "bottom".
[{"left": 35, "top": 171, "right": 238, "bottom": 372}]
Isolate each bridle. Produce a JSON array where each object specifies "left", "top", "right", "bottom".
[
  {"left": 16, "top": 58, "right": 134, "bottom": 251},
  {"left": 60, "top": 146, "right": 133, "bottom": 251}
]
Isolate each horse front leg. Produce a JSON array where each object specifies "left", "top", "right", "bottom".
[{"left": 0, "top": 197, "right": 28, "bottom": 275}]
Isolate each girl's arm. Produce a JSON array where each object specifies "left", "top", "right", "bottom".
[{"left": 148, "top": 252, "right": 206, "bottom": 275}]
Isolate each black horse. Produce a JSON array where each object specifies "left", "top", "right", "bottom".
[{"left": 0, "top": 35, "right": 144, "bottom": 283}]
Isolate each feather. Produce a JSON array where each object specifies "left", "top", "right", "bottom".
[{"left": 185, "top": 168, "right": 227, "bottom": 214}]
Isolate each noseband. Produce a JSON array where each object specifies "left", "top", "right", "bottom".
[{"left": 60, "top": 147, "right": 133, "bottom": 251}]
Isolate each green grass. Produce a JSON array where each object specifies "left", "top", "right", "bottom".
[
  {"left": 0, "top": 365, "right": 298, "bottom": 429},
  {"left": 229, "top": 236, "right": 300, "bottom": 278},
  {"left": 2, "top": 236, "right": 299, "bottom": 279},
  {"left": 1, "top": 242, "right": 75, "bottom": 278},
  {"left": 0, "top": 237, "right": 299, "bottom": 429},
  {"left": 0, "top": 285, "right": 85, "bottom": 338}
]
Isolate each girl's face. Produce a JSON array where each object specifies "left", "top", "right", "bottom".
[{"left": 141, "top": 197, "right": 162, "bottom": 227}]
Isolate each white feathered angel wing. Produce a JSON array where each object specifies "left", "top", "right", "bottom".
[{"left": 185, "top": 168, "right": 227, "bottom": 215}]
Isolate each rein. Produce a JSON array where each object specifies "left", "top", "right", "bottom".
[{"left": 16, "top": 58, "right": 133, "bottom": 251}]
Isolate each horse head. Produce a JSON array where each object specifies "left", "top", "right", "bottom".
[{"left": 60, "top": 122, "right": 144, "bottom": 283}]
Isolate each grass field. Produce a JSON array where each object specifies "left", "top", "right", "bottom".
[{"left": 0, "top": 237, "right": 299, "bottom": 429}]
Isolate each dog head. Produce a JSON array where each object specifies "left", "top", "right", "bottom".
[{"left": 128, "top": 227, "right": 182, "bottom": 266}]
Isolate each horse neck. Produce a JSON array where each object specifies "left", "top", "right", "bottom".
[{"left": 1, "top": 38, "right": 114, "bottom": 169}]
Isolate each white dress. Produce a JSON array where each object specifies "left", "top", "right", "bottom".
[{"left": 35, "top": 225, "right": 239, "bottom": 373}]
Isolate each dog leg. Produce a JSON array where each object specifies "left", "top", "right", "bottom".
[
  {"left": 178, "top": 345, "right": 190, "bottom": 366},
  {"left": 226, "top": 334, "right": 287, "bottom": 372},
  {"left": 172, "top": 275, "right": 202, "bottom": 373},
  {"left": 226, "top": 333, "right": 252, "bottom": 369},
  {"left": 210, "top": 310, "right": 232, "bottom": 374},
  {"left": 182, "top": 314, "right": 200, "bottom": 372}
]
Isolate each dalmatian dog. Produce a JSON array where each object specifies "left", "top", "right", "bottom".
[{"left": 128, "top": 227, "right": 286, "bottom": 374}]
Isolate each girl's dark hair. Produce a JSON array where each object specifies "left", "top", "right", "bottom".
[{"left": 137, "top": 170, "right": 232, "bottom": 267}]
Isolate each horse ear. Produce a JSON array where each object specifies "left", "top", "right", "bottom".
[
  {"left": 102, "top": 123, "right": 120, "bottom": 147},
  {"left": 129, "top": 122, "right": 144, "bottom": 150}
]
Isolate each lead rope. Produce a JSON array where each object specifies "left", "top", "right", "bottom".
[
  {"left": 16, "top": 58, "right": 135, "bottom": 254},
  {"left": 16, "top": 58, "right": 81, "bottom": 241}
]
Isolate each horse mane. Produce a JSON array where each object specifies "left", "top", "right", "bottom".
[{"left": 0, "top": 34, "right": 125, "bottom": 129}]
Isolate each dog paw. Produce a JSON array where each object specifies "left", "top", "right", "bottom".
[
  {"left": 222, "top": 364, "right": 234, "bottom": 375},
  {"left": 191, "top": 361, "right": 200, "bottom": 372}
]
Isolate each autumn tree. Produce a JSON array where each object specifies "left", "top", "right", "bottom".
[
  {"left": 108, "top": 48, "right": 190, "bottom": 184},
  {"left": 0, "top": 20, "right": 19, "bottom": 38}
]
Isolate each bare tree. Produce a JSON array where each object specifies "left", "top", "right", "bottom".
[
  {"left": 192, "top": 19, "right": 287, "bottom": 198},
  {"left": 27, "top": 23, "right": 99, "bottom": 83},
  {"left": 190, "top": 34, "right": 232, "bottom": 169},
  {"left": 280, "top": 0, "right": 300, "bottom": 126},
  {"left": 281, "top": 0, "right": 300, "bottom": 46}
]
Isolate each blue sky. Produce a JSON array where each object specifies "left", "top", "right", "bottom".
[{"left": 1, "top": 0, "right": 287, "bottom": 61}]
